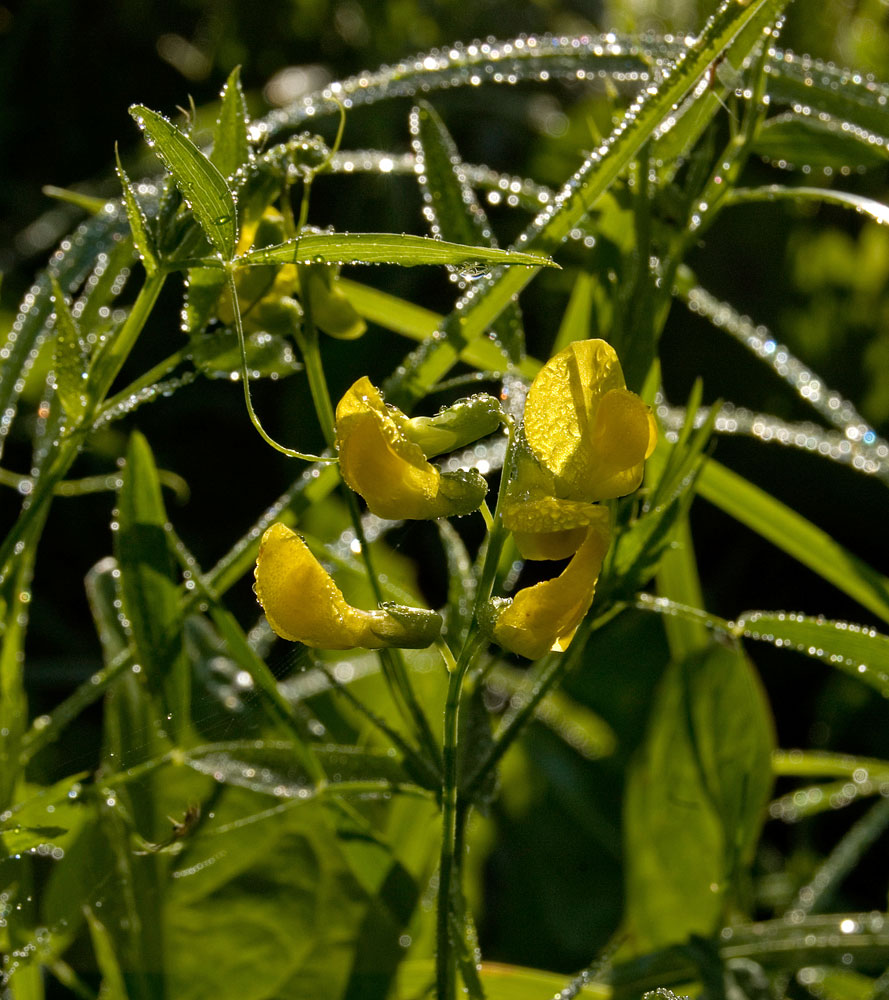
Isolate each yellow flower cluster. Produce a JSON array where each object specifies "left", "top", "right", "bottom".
[
  {"left": 493, "top": 339, "right": 656, "bottom": 658},
  {"left": 254, "top": 338, "right": 655, "bottom": 657}
]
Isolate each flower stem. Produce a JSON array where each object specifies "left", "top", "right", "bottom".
[
  {"left": 226, "top": 267, "right": 335, "bottom": 462},
  {"left": 436, "top": 421, "right": 518, "bottom": 999},
  {"left": 296, "top": 271, "right": 443, "bottom": 773},
  {"left": 436, "top": 628, "right": 484, "bottom": 1000}
]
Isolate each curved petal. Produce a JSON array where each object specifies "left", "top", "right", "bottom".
[
  {"left": 336, "top": 377, "right": 486, "bottom": 520},
  {"left": 523, "top": 339, "right": 656, "bottom": 501},
  {"left": 254, "top": 523, "right": 441, "bottom": 648},
  {"left": 502, "top": 496, "right": 611, "bottom": 560},
  {"left": 492, "top": 518, "right": 611, "bottom": 660}
]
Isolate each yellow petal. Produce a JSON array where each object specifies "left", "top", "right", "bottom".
[
  {"left": 502, "top": 496, "right": 611, "bottom": 560},
  {"left": 336, "top": 377, "right": 486, "bottom": 520},
  {"left": 523, "top": 339, "right": 656, "bottom": 501},
  {"left": 254, "top": 523, "right": 441, "bottom": 648},
  {"left": 492, "top": 518, "right": 611, "bottom": 660}
]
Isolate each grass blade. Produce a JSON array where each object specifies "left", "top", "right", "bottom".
[{"left": 733, "top": 611, "right": 889, "bottom": 696}]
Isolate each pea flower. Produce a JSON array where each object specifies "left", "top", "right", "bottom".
[
  {"left": 490, "top": 515, "right": 612, "bottom": 661},
  {"left": 491, "top": 338, "right": 657, "bottom": 658},
  {"left": 254, "top": 523, "right": 442, "bottom": 649},
  {"left": 335, "top": 377, "right": 494, "bottom": 520}
]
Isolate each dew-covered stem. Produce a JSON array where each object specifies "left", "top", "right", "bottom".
[
  {"left": 297, "top": 268, "right": 443, "bottom": 771},
  {"left": 225, "top": 267, "right": 334, "bottom": 462}
]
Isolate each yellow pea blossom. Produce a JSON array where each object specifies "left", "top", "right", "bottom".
[
  {"left": 335, "top": 377, "right": 489, "bottom": 520},
  {"left": 491, "top": 515, "right": 612, "bottom": 661},
  {"left": 254, "top": 523, "right": 442, "bottom": 649},
  {"left": 493, "top": 338, "right": 657, "bottom": 659}
]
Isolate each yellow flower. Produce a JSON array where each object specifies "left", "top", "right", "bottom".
[
  {"left": 335, "top": 377, "right": 488, "bottom": 520},
  {"left": 524, "top": 338, "right": 657, "bottom": 501},
  {"left": 492, "top": 516, "right": 611, "bottom": 661},
  {"left": 492, "top": 338, "right": 656, "bottom": 658},
  {"left": 254, "top": 523, "right": 442, "bottom": 649}
]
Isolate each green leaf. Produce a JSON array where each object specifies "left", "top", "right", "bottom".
[
  {"left": 656, "top": 516, "right": 710, "bottom": 659},
  {"left": 386, "top": 0, "right": 793, "bottom": 406},
  {"left": 697, "top": 459, "right": 889, "bottom": 626},
  {"left": 773, "top": 749, "right": 889, "bottom": 780},
  {"left": 622, "top": 642, "right": 775, "bottom": 952},
  {"left": 0, "top": 823, "right": 68, "bottom": 856},
  {"left": 752, "top": 112, "right": 889, "bottom": 170},
  {"left": 164, "top": 797, "right": 372, "bottom": 1000},
  {"left": 552, "top": 272, "right": 595, "bottom": 353},
  {"left": 85, "top": 907, "right": 129, "bottom": 1000},
  {"left": 180, "top": 741, "right": 413, "bottom": 796},
  {"left": 339, "top": 276, "right": 539, "bottom": 378},
  {"left": 653, "top": 10, "right": 771, "bottom": 177},
  {"left": 396, "top": 959, "right": 607, "bottom": 1000},
  {"left": 115, "top": 147, "right": 159, "bottom": 275},
  {"left": 191, "top": 326, "right": 300, "bottom": 380},
  {"left": 725, "top": 184, "right": 889, "bottom": 227},
  {"left": 49, "top": 276, "right": 89, "bottom": 421},
  {"left": 130, "top": 104, "right": 237, "bottom": 260},
  {"left": 115, "top": 431, "right": 190, "bottom": 738},
  {"left": 734, "top": 612, "right": 889, "bottom": 697},
  {"left": 211, "top": 65, "right": 250, "bottom": 180},
  {"left": 766, "top": 50, "right": 889, "bottom": 151},
  {"left": 411, "top": 100, "right": 525, "bottom": 361},
  {"left": 182, "top": 266, "right": 227, "bottom": 334},
  {"left": 235, "top": 232, "right": 557, "bottom": 269}
]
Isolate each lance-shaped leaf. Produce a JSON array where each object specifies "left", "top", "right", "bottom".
[
  {"left": 130, "top": 104, "right": 237, "bottom": 260},
  {"left": 725, "top": 184, "right": 889, "bottom": 228},
  {"left": 115, "top": 147, "right": 158, "bottom": 275},
  {"left": 49, "top": 276, "right": 89, "bottom": 421},
  {"left": 753, "top": 111, "right": 889, "bottom": 171},
  {"left": 411, "top": 100, "right": 525, "bottom": 361},
  {"left": 212, "top": 65, "right": 250, "bottom": 180},
  {"left": 115, "top": 431, "right": 190, "bottom": 738},
  {"left": 733, "top": 612, "right": 889, "bottom": 697},
  {"left": 235, "top": 232, "right": 556, "bottom": 269}
]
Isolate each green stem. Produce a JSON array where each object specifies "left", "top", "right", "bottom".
[
  {"left": 436, "top": 629, "right": 484, "bottom": 1000},
  {"left": 436, "top": 421, "right": 518, "bottom": 1000},
  {"left": 226, "top": 267, "right": 334, "bottom": 462},
  {"left": 296, "top": 275, "right": 442, "bottom": 770},
  {"left": 99, "top": 344, "right": 189, "bottom": 418}
]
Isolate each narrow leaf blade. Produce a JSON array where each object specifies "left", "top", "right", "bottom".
[
  {"left": 734, "top": 611, "right": 889, "bottom": 696},
  {"left": 49, "top": 276, "right": 89, "bottom": 420},
  {"left": 115, "top": 148, "right": 159, "bottom": 274},
  {"left": 130, "top": 104, "right": 237, "bottom": 260},
  {"left": 115, "top": 431, "right": 190, "bottom": 736},
  {"left": 697, "top": 459, "right": 889, "bottom": 626},
  {"left": 235, "top": 232, "right": 557, "bottom": 269},
  {"left": 212, "top": 65, "right": 250, "bottom": 179}
]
